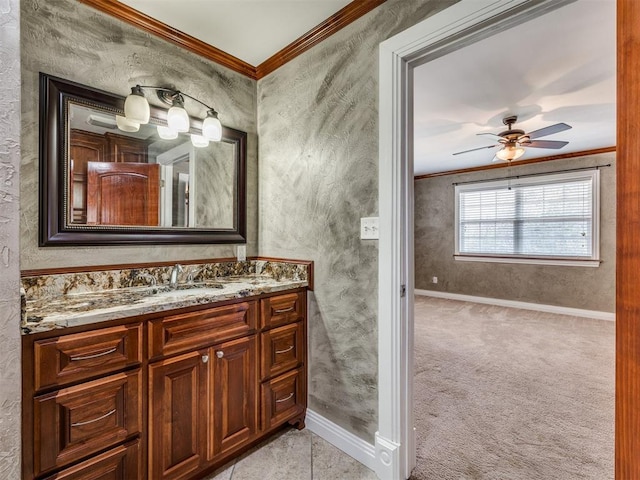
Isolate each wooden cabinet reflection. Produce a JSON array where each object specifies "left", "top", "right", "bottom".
[
  {"left": 70, "top": 130, "right": 158, "bottom": 226},
  {"left": 87, "top": 162, "right": 160, "bottom": 226}
]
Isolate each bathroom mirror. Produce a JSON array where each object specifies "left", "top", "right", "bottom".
[{"left": 39, "top": 73, "right": 247, "bottom": 246}]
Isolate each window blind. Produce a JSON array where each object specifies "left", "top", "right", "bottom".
[{"left": 455, "top": 170, "right": 599, "bottom": 261}]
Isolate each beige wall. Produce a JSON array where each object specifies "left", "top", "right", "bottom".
[
  {"left": 20, "top": 0, "right": 258, "bottom": 270},
  {"left": 414, "top": 152, "right": 616, "bottom": 312},
  {"left": 257, "top": 0, "right": 458, "bottom": 441}
]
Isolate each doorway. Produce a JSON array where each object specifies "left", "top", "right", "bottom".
[{"left": 376, "top": 0, "right": 629, "bottom": 479}]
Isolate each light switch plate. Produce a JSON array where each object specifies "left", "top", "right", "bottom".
[
  {"left": 360, "top": 217, "right": 379, "bottom": 240},
  {"left": 236, "top": 245, "right": 246, "bottom": 261}
]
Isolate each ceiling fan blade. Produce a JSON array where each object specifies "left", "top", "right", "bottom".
[
  {"left": 452, "top": 144, "right": 497, "bottom": 155},
  {"left": 527, "top": 122, "right": 572, "bottom": 139},
  {"left": 526, "top": 140, "right": 569, "bottom": 149}
]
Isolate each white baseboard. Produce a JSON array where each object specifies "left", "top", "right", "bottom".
[
  {"left": 305, "top": 409, "right": 377, "bottom": 473},
  {"left": 415, "top": 289, "right": 615, "bottom": 321}
]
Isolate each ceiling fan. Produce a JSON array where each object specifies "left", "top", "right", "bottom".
[{"left": 453, "top": 115, "right": 572, "bottom": 161}]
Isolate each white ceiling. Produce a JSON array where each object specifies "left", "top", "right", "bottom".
[
  {"left": 118, "top": 0, "right": 352, "bottom": 66},
  {"left": 117, "top": 1, "right": 615, "bottom": 177},
  {"left": 413, "top": 0, "right": 616, "bottom": 176}
]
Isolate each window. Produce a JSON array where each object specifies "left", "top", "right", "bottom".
[{"left": 454, "top": 170, "right": 600, "bottom": 266}]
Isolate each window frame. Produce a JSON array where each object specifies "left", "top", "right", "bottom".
[{"left": 454, "top": 169, "right": 601, "bottom": 267}]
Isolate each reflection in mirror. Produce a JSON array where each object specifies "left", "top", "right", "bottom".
[
  {"left": 39, "top": 73, "right": 247, "bottom": 246},
  {"left": 68, "top": 102, "right": 237, "bottom": 229}
]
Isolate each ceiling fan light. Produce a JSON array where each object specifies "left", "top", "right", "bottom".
[
  {"left": 124, "top": 85, "right": 150, "bottom": 124},
  {"left": 496, "top": 145, "right": 525, "bottom": 161}
]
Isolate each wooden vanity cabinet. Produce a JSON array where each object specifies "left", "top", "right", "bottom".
[
  {"left": 22, "top": 288, "right": 307, "bottom": 480},
  {"left": 148, "top": 349, "right": 209, "bottom": 480},
  {"left": 24, "top": 324, "right": 143, "bottom": 480},
  {"left": 148, "top": 335, "right": 259, "bottom": 480}
]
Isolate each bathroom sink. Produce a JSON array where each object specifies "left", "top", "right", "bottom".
[{"left": 173, "top": 281, "right": 224, "bottom": 290}]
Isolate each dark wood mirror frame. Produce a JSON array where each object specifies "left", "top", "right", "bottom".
[{"left": 39, "top": 73, "right": 247, "bottom": 246}]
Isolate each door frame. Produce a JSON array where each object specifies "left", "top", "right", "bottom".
[{"left": 375, "top": 0, "right": 629, "bottom": 478}]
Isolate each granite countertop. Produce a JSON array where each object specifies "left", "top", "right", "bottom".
[{"left": 21, "top": 260, "right": 310, "bottom": 335}]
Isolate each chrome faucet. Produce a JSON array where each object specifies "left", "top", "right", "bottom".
[{"left": 170, "top": 264, "right": 183, "bottom": 288}]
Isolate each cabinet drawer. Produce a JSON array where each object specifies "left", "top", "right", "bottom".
[
  {"left": 34, "top": 323, "right": 142, "bottom": 391},
  {"left": 149, "top": 301, "right": 257, "bottom": 358},
  {"left": 33, "top": 370, "right": 141, "bottom": 477},
  {"left": 42, "top": 440, "right": 140, "bottom": 480},
  {"left": 260, "top": 322, "right": 304, "bottom": 380},
  {"left": 261, "top": 367, "right": 305, "bottom": 430},
  {"left": 260, "top": 291, "right": 305, "bottom": 329}
]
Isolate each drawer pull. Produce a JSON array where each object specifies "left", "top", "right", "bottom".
[
  {"left": 202, "top": 355, "right": 209, "bottom": 363},
  {"left": 275, "top": 392, "right": 294, "bottom": 403},
  {"left": 274, "top": 306, "right": 295, "bottom": 314},
  {"left": 216, "top": 351, "right": 224, "bottom": 359},
  {"left": 71, "top": 408, "right": 116, "bottom": 427},
  {"left": 275, "top": 345, "right": 294, "bottom": 355},
  {"left": 69, "top": 347, "right": 117, "bottom": 361}
]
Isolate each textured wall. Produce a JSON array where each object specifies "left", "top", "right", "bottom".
[
  {"left": 195, "top": 142, "right": 235, "bottom": 228},
  {"left": 257, "top": 0, "right": 457, "bottom": 441},
  {"left": 20, "top": 0, "right": 258, "bottom": 269},
  {"left": 0, "top": 0, "right": 22, "bottom": 477},
  {"left": 415, "top": 152, "right": 616, "bottom": 312}
]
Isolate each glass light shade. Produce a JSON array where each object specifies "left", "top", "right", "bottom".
[
  {"left": 157, "top": 125, "right": 178, "bottom": 140},
  {"left": 115, "top": 115, "right": 140, "bottom": 132},
  {"left": 167, "top": 105, "right": 190, "bottom": 133},
  {"left": 191, "top": 134, "right": 209, "bottom": 148},
  {"left": 202, "top": 112, "right": 222, "bottom": 141},
  {"left": 496, "top": 144, "right": 525, "bottom": 161},
  {"left": 124, "top": 89, "right": 150, "bottom": 124}
]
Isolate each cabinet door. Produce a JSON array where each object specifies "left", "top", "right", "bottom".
[
  {"left": 69, "top": 130, "right": 107, "bottom": 223},
  {"left": 209, "top": 335, "right": 258, "bottom": 459},
  {"left": 106, "top": 133, "right": 148, "bottom": 163},
  {"left": 149, "top": 350, "right": 209, "bottom": 480},
  {"left": 86, "top": 161, "right": 160, "bottom": 226}
]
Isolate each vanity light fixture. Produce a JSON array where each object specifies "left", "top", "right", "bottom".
[
  {"left": 190, "top": 134, "right": 209, "bottom": 148},
  {"left": 157, "top": 125, "right": 178, "bottom": 140},
  {"left": 115, "top": 115, "right": 140, "bottom": 133},
  {"left": 166, "top": 95, "right": 190, "bottom": 133},
  {"left": 123, "top": 84, "right": 223, "bottom": 144}
]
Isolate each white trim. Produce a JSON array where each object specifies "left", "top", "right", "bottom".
[
  {"left": 378, "top": 1, "right": 576, "bottom": 479},
  {"left": 415, "top": 289, "right": 615, "bottom": 321},
  {"left": 454, "top": 255, "right": 601, "bottom": 267},
  {"left": 306, "top": 409, "right": 377, "bottom": 472}
]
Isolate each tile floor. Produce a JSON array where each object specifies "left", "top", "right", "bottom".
[{"left": 202, "top": 427, "right": 378, "bottom": 480}]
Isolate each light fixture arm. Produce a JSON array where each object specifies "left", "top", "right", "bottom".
[
  {"left": 132, "top": 85, "right": 218, "bottom": 112},
  {"left": 124, "top": 84, "right": 222, "bottom": 144}
]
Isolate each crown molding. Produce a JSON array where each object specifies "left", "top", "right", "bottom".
[
  {"left": 414, "top": 146, "right": 617, "bottom": 180},
  {"left": 255, "top": 0, "right": 387, "bottom": 79},
  {"left": 77, "top": 0, "right": 258, "bottom": 79},
  {"left": 77, "top": 0, "right": 388, "bottom": 80}
]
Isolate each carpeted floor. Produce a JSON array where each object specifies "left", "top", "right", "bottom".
[{"left": 411, "top": 296, "right": 614, "bottom": 480}]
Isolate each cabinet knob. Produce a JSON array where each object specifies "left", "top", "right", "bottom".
[
  {"left": 216, "top": 350, "right": 224, "bottom": 359},
  {"left": 202, "top": 354, "right": 209, "bottom": 363}
]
